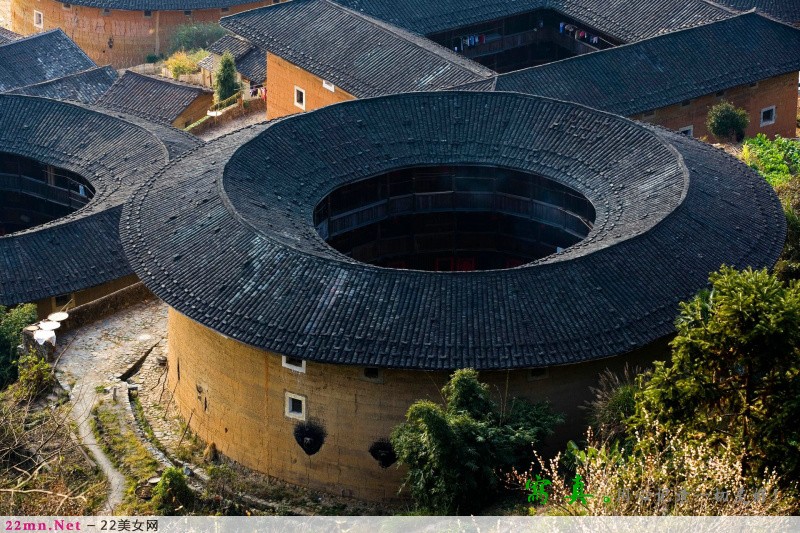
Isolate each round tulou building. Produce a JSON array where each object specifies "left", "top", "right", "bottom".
[
  {"left": 0, "top": 94, "right": 201, "bottom": 317},
  {"left": 121, "top": 91, "right": 786, "bottom": 501}
]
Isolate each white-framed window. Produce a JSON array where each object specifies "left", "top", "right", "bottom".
[
  {"left": 282, "top": 355, "right": 306, "bottom": 373},
  {"left": 33, "top": 10, "right": 43, "bottom": 28},
  {"left": 322, "top": 79, "right": 335, "bottom": 92},
  {"left": 528, "top": 368, "right": 549, "bottom": 381},
  {"left": 678, "top": 125, "right": 694, "bottom": 137},
  {"left": 294, "top": 86, "right": 305, "bottom": 110},
  {"left": 760, "top": 105, "right": 776, "bottom": 127},
  {"left": 285, "top": 392, "right": 306, "bottom": 420},
  {"left": 361, "top": 367, "right": 384, "bottom": 383}
]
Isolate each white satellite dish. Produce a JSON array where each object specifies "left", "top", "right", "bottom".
[
  {"left": 48, "top": 312, "right": 70, "bottom": 322},
  {"left": 38, "top": 321, "right": 61, "bottom": 331}
]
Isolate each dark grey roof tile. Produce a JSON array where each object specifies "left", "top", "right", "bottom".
[
  {"left": 121, "top": 92, "right": 784, "bottom": 370},
  {"left": 8, "top": 66, "right": 118, "bottom": 104},
  {"left": 0, "top": 30, "right": 96, "bottom": 92},
  {"left": 97, "top": 71, "right": 212, "bottom": 124}
]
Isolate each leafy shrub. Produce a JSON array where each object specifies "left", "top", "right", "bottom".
[
  {"left": 631, "top": 266, "right": 800, "bottom": 483},
  {"left": 214, "top": 51, "right": 240, "bottom": 103},
  {"left": 706, "top": 100, "right": 749, "bottom": 142},
  {"left": 145, "top": 53, "right": 161, "bottom": 64},
  {"left": 168, "top": 23, "right": 227, "bottom": 55},
  {"left": 151, "top": 466, "right": 193, "bottom": 515},
  {"left": 14, "top": 352, "right": 55, "bottom": 402},
  {"left": 0, "top": 304, "right": 37, "bottom": 389},
  {"left": 742, "top": 134, "right": 800, "bottom": 187},
  {"left": 164, "top": 50, "right": 207, "bottom": 79},
  {"left": 391, "top": 368, "right": 562, "bottom": 514}
]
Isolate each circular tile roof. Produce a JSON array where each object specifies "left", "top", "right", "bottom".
[
  {"left": 122, "top": 92, "right": 785, "bottom": 369},
  {"left": 0, "top": 95, "right": 201, "bottom": 305}
]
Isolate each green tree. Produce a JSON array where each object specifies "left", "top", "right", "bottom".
[
  {"left": 0, "top": 304, "right": 37, "bottom": 389},
  {"left": 214, "top": 51, "right": 240, "bottom": 103},
  {"left": 706, "top": 101, "right": 749, "bottom": 142},
  {"left": 631, "top": 266, "right": 800, "bottom": 481},
  {"left": 168, "top": 23, "right": 227, "bottom": 55},
  {"left": 391, "top": 369, "right": 562, "bottom": 514}
]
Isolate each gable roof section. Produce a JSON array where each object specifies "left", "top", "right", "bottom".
[
  {"left": 97, "top": 71, "right": 212, "bottom": 124},
  {"left": 220, "top": 0, "right": 495, "bottom": 98},
  {"left": 0, "top": 30, "right": 96, "bottom": 92},
  {"left": 711, "top": 0, "right": 800, "bottom": 23},
  {"left": 8, "top": 66, "right": 118, "bottom": 104},
  {"left": 0, "top": 27, "right": 20, "bottom": 45},
  {"left": 199, "top": 35, "right": 267, "bottom": 84},
  {"left": 335, "top": 0, "right": 734, "bottom": 41},
  {"left": 481, "top": 13, "right": 800, "bottom": 117}
]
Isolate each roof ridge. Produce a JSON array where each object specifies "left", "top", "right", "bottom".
[
  {"left": 10, "top": 65, "right": 115, "bottom": 91},
  {"left": 118, "top": 70, "right": 212, "bottom": 93},
  {"left": 322, "top": 0, "right": 495, "bottom": 77}
]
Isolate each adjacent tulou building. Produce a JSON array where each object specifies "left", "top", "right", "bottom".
[
  {"left": 121, "top": 91, "right": 785, "bottom": 501},
  {"left": 0, "top": 95, "right": 201, "bottom": 317},
  {"left": 10, "top": 0, "right": 272, "bottom": 67}
]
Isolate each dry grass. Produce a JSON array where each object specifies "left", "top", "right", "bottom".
[{"left": 507, "top": 418, "right": 798, "bottom": 516}]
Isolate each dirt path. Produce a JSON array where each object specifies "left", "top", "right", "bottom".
[
  {"left": 197, "top": 108, "right": 266, "bottom": 141},
  {"left": 55, "top": 299, "right": 168, "bottom": 514}
]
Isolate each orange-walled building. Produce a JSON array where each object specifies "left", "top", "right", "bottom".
[{"left": 11, "top": 0, "right": 271, "bottom": 68}]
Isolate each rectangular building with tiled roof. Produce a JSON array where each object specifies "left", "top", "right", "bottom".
[
  {"left": 198, "top": 34, "right": 267, "bottom": 98},
  {"left": 0, "top": 29, "right": 96, "bottom": 92},
  {"left": 469, "top": 13, "right": 800, "bottom": 139},
  {"left": 97, "top": 71, "right": 214, "bottom": 128},
  {"left": 220, "top": 0, "right": 495, "bottom": 119},
  {"left": 7, "top": 66, "right": 118, "bottom": 104}
]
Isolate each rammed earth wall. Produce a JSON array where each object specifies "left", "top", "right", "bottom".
[{"left": 167, "top": 308, "right": 666, "bottom": 502}]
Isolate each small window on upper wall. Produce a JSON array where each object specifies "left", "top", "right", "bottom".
[
  {"left": 184, "top": 9, "right": 192, "bottom": 16},
  {"left": 33, "top": 10, "right": 43, "bottom": 28},
  {"left": 642, "top": 109, "right": 655, "bottom": 118},
  {"left": 322, "top": 79, "right": 335, "bottom": 92},
  {"left": 680, "top": 99, "right": 691, "bottom": 107},
  {"left": 715, "top": 90, "right": 725, "bottom": 97},
  {"left": 282, "top": 355, "right": 306, "bottom": 373},
  {"left": 62, "top": 3, "right": 72, "bottom": 10},
  {"left": 285, "top": 392, "right": 306, "bottom": 420},
  {"left": 528, "top": 368, "right": 549, "bottom": 381},
  {"left": 143, "top": 10, "right": 152, "bottom": 17},
  {"left": 678, "top": 126, "right": 694, "bottom": 137},
  {"left": 101, "top": 8, "right": 111, "bottom": 15},
  {"left": 361, "top": 367, "right": 384, "bottom": 383},
  {"left": 760, "top": 106, "right": 776, "bottom": 127},
  {"left": 294, "top": 86, "right": 305, "bottom": 110},
  {"left": 221, "top": 6, "right": 230, "bottom": 12}
]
